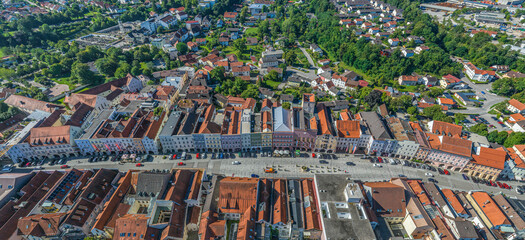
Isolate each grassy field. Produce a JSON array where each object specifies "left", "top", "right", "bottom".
[
  {"left": 265, "top": 80, "right": 281, "bottom": 89},
  {"left": 245, "top": 27, "right": 258, "bottom": 36}
]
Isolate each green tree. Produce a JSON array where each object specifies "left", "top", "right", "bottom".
[
  {"left": 470, "top": 123, "right": 488, "bottom": 136},
  {"left": 71, "top": 62, "right": 97, "bottom": 84},
  {"left": 284, "top": 50, "right": 297, "bottom": 66},
  {"left": 176, "top": 42, "right": 189, "bottom": 55},
  {"left": 282, "top": 101, "right": 291, "bottom": 109},
  {"left": 232, "top": 38, "right": 247, "bottom": 54}
]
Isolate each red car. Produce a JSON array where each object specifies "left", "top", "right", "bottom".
[
  {"left": 378, "top": 157, "right": 383, "bottom": 163},
  {"left": 497, "top": 182, "right": 503, "bottom": 188},
  {"left": 60, "top": 165, "right": 69, "bottom": 169},
  {"left": 502, "top": 183, "right": 511, "bottom": 189},
  {"left": 172, "top": 154, "right": 177, "bottom": 160},
  {"left": 25, "top": 162, "right": 32, "bottom": 167},
  {"left": 196, "top": 153, "right": 200, "bottom": 159},
  {"left": 312, "top": 153, "right": 316, "bottom": 158},
  {"left": 135, "top": 163, "right": 143, "bottom": 167},
  {"left": 443, "top": 169, "right": 450, "bottom": 175},
  {"left": 177, "top": 162, "right": 185, "bottom": 166}
]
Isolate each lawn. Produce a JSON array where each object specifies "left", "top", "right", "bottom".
[
  {"left": 54, "top": 77, "right": 78, "bottom": 90},
  {"left": 245, "top": 27, "right": 258, "bottom": 36},
  {"left": 265, "top": 80, "right": 281, "bottom": 89},
  {"left": 397, "top": 85, "right": 419, "bottom": 92}
]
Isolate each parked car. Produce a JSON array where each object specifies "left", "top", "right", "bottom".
[
  {"left": 425, "top": 172, "right": 433, "bottom": 177},
  {"left": 443, "top": 169, "right": 450, "bottom": 175},
  {"left": 60, "top": 164, "right": 70, "bottom": 169},
  {"left": 1, "top": 165, "right": 13, "bottom": 173},
  {"left": 196, "top": 153, "right": 200, "bottom": 159},
  {"left": 319, "top": 160, "right": 329, "bottom": 164},
  {"left": 251, "top": 174, "right": 259, "bottom": 178}
]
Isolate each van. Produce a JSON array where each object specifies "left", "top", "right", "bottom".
[{"left": 181, "top": 152, "right": 187, "bottom": 160}]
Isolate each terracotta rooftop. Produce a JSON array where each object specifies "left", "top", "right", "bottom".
[
  {"left": 336, "top": 120, "right": 361, "bottom": 138},
  {"left": 273, "top": 179, "right": 288, "bottom": 225},
  {"left": 218, "top": 177, "right": 259, "bottom": 214},
  {"left": 471, "top": 147, "right": 507, "bottom": 170},
  {"left": 302, "top": 179, "right": 321, "bottom": 230},
  {"left": 470, "top": 191, "right": 511, "bottom": 227},
  {"left": 427, "top": 134, "right": 472, "bottom": 157},
  {"left": 509, "top": 99, "right": 525, "bottom": 111},
  {"left": 17, "top": 212, "right": 66, "bottom": 237},
  {"left": 441, "top": 189, "right": 467, "bottom": 216},
  {"left": 4, "top": 95, "right": 62, "bottom": 113},
  {"left": 431, "top": 120, "right": 463, "bottom": 137},
  {"left": 27, "top": 125, "right": 72, "bottom": 147}
]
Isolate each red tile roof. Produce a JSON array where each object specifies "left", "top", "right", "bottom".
[
  {"left": 4, "top": 95, "right": 63, "bottom": 113},
  {"left": 509, "top": 99, "right": 525, "bottom": 111},
  {"left": 441, "top": 189, "right": 467, "bottom": 216},
  {"left": 471, "top": 147, "right": 507, "bottom": 170},
  {"left": 302, "top": 179, "right": 321, "bottom": 230},
  {"left": 273, "top": 179, "right": 288, "bottom": 225},
  {"left": 336, "top": 120, "right": 361, "bottom": 138},
  {"left": 17, "top": 212, "right": 66, "bottom": 237},
  {"left": 431, "top": 120, "right": 462, "bottom": 137},
  {"left": 470, "top": 191, "right": 511, "bottom": 227},
  {"left": 218, "top": 177, "right": 259, "bottom": 214}
]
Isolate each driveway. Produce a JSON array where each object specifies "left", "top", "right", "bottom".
[{"left": 299, "top": 47, "right": 316, "bottom": 68}]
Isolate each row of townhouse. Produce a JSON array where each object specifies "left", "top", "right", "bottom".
[
  {"left": 3, "top": 168, "right": 204, "bottom": 240},
  {"left": 4, "top": 85, "right": 525, "bottom": 181}
]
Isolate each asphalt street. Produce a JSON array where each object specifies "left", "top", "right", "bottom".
[{"left": 14, "top": 153, "right": 525, "bottom": 199}]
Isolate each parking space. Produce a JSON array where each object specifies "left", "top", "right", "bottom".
[{"left": 4, "top": 152, "right": 523, "bottom": 198}]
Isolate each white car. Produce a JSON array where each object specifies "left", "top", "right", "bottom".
[
  {"left": 425, "top": 172, "right": 433, "bottom": 177},
  {"left": 373, "top": 164, "right": 382, "bottom": 168},
  {"left": 232, "top": 161, "right": 241, "bottom": 165}
]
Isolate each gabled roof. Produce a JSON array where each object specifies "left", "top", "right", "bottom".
[
  {"left": 17, "top": 212, "right": 66, "bottom": 237},
  {"left": 28, "top": 125, "right": 72, "bottom": 146},
  {"left": 471, "top": 147, "right": 507, "bottom": 170},
  {"left": 427, "top": 134, "right": 472, "bottom": 157},
  {"left": 218, "top": 177, "right": 259, "bottom": 214},
  {"left": 470, "top": 192, "right": 511, "bottom": 227},
  {"left": 4, "top": 95, "right": 62, "bottom": 113},
  {"left": 273, "top": 107, "right": 293, "bottom": 132},
  {"left": 441, "top": 189, "right": 467, "bottom": 216},
  {"left": 272, "top": 179, "right": 288, "bottom": 224},
  {"left": 430, "top": 120, "right": 462, "bottom": 137},
  {"left": 509, "top": 99, "right": 525, "bottom": 111},
  {"left": 336, "top": 120, "right": 361, "bottom": 138}
]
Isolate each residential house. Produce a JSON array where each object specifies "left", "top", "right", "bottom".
[
  {"left": 463, "top": 62, "right": 496, "bottom": 82},
  {"left": 398, "top": 75, "right": 419, "bottom": 86},
  {"left": 507, "top": 99, "right": 525, "bottom": 114}
]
